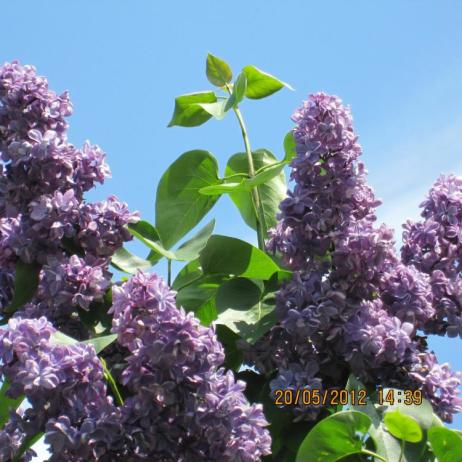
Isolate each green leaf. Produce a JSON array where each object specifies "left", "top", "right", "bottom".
[
  {"left": 174, "top": 220, "right": 215, "bottom": 261},
  {"left": 197, "top": 100, "right": 228, "bottom": 120},
  {"left": 199, "top": 160, "right": 286, "bottom": 196},
  {"left": 168, "top": 91, "right": 217, "bottom": 127},
  {"left": 51, "top": 330, "right": 78, "bottom": 346},
  {"left": 156, "top": 150, "right": 220, "bottom": 249},
  {"left": 284, "top": 130, "right": 297, "bottom": 161},
  {"left": 172, "top": 259, "right": 203, "bottom": 291},
  {"left": 101, "top": 357, "right": 124, "bottom": 406},
  {"left": 176, "top": 275, "right": 224, "bottom": 316},
  {"left": 225, "top": 149, "right": 287, "bottom": 230},
  {"left": 130, "top": 219, "right": 214, "bottom": 263},
  {"left": 4, "top": 261, "right": 41, "bottom": 314},
  {"left": 82, "top": 334, "right": 118, "bottom": 354},
  {"left": 128, "top": 221, "right": 176, "bottom": 260},
  {"left": 245, "top": 160, "right": 287, "bottom": 188},
  {"left": 199, "top": 182, "right": 244, "bottom": 195},
  {"left": 428, "top": 427, "right": 462, "bottom": 462},
  {"left": 13, "top": 432, "right": 44, "bottom": 462},
  {"left": 225, "top": 71, "right": 247, "bottom": 111},
  {"left": 200, "top": 235, "right": 280, "bottom": 280},
  {"left": 243, "top": 65, "right": 293, "bottom": 99},
  {"left": 215, "top": 324, "right": 244, "bottom": 371},
  {"left": 51, "top": 331, "right": 117, "bottom": 354},
  {"left": 216, "top": 278, "right": 262, "bottom": 312},
  {"left": 216, "top": 286, "right": 277, "bottom": 343},
  {"left": 206, "top": 53, "right": 232, "bottom": 87},
  {"left": 364, "top": 388, "right": 435, "bottom": 461},
  {"left": 111, "top": 247, "right": 153, "bottom": 274},
  {"left": 383, "top": 410, "right": 422, "bottom": 443},
  {"left": 0, "top": 380, "right": 24, "bottom": 428},
  {"left": 296, "top": 410, "right": 372, "bottom": 462}
]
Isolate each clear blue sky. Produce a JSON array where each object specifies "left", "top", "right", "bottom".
[{"left": 2, "top": 1, "right": 462, "bottom": 453}]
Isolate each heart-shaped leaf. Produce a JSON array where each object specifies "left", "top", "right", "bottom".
[
  {"left": 156, "top": 150, "right": 220, "bottom": 249},
  {"left": 243, "top": 65, "right": 293, "bottom": 99},
  {"left": 206, "top": 53, "right": 232, "bottom": 87},
  {"left": 428, "top": 427, "right": 462, "bottom": 462},
  {"left": 384, "top": 410, "right": 422, "bottom": 443},
  {"left": 296, "top": 410, "right": 372, "bottom": 462},
  {"left": 168, "top": 91, "right": 219, "bottom": 127}
]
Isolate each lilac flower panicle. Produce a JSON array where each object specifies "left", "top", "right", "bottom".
[
  {"left": 402, "top": 175, "right": 462, "bottom": 337},
  {"left": 108, "top": 271, "right": 271, "bottom": 461},
  {"left": 0, "top": 317, "right": 114, "bottom": 462},
  {"left": 410, "top": 353, "right": 462, "bottom": 422},
  {"left": 268, "top": 93, "right": 380, "bottom": 270},
  {"left": 257, "top": 93, "right": 462, "bottom": 423}
]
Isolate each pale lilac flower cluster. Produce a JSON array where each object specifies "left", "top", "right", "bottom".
[
  {"left": 410, "top": 352, "right": 462, "bottom": 422},
  {"left": 0, "top": 61, "right": 138, "bottom": 324},
  {"left": 0, "top": 317, "right": 113, "bottom": 462},
  {"left": 109, "top": 272, "right": 272, "bottom": 461},
  {"left": 402, "top": 174, "right": 462, "bottom": 336},
  {"left": 259, "top": 93, "right": 462, "bottom": 422}
]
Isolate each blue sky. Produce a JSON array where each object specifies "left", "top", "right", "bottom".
[{"left": 2, "top": 0, "right": 462, "bottom": 455}]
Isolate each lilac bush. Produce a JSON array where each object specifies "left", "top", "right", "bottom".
[{"left": 1, "top": 56, "right": 462, "bottom": 462}]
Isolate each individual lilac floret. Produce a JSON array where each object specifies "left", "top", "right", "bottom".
[
  {"left": 77, "top": 196, "right": 139, "bottom": 258},
  {"left": 109, "top": 271, "right": 271, "bottom": 461},
  {"left": 410, "top": 352, "right": 462, "bottom": 422}
]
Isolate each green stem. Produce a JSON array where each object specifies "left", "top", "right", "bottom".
[
  {"left": 13, "top": 432, "right": 44, "bottom": 462},
  {"left": 101, "top": 358, "right": 124, "bottom": 406},
  {"left": 167, "top": 259, "right": 172, "bottom": 286},
  {"left": 361, "top": 449, "right": 388, "bottom": 462},
  {"left": 225, "top": 85, "right": 267, "bottom": 250},
  {"left": 398, "top": 439, "right": 405, "bottom": 462}
]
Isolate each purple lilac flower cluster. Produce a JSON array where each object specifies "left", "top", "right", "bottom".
[
  {"left": 110, "top": 272, "right": 272, "bottom": 461},
  {"left": 0, "top": 317, "right": 113, "bottom": 462},
  {"left": 402, "top": 174, "right": 462, "bottom": 337},
  {"left": 262, "top": 93, "right": 462, "bottom": 422},
  {"left": 40, "top": 272, "right": 271, "bottom": 461},
  {"left": 0, "top": 61, "right": 138, "bottom": 325}
]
